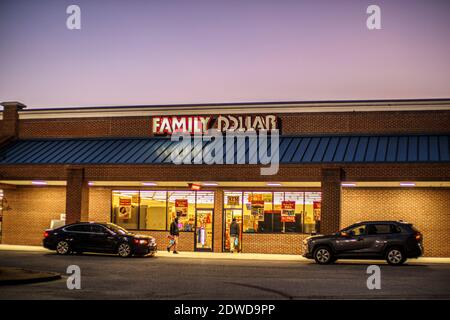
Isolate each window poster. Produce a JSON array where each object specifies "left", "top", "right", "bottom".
[
  {"left": 249, "top": 193, "right": 272, "bottom": 203},
  {"left": 227, "top": 196, "right": 240, "bottom": 206},
  {"left": 281, "top": 201, "right": 296, "bottom": 222},
  {"left": 131, "top": 194, "right": 139, "bottom": 203},
  {"left": 118, "top": 198, "right": 132, "bottom": 220},
  {"left": 313, "top": 201, "right": 321, "bottom": 222},
  {"left": 251, "top": 200, "right": 265, "bottom": 221},
  {"left": 175, "top": 199, "right": 188, "bottom": 217},
  {"left": 263, "top": 193, "right": 273, "bottom": 203}
]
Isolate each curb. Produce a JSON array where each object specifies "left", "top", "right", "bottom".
[{"left": 0, "top": 268, "right": 62, "bottom": 286}]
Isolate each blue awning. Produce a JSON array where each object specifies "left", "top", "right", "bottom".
[{"left": 0, "top": 135, "right": 449, "bottom": 165}]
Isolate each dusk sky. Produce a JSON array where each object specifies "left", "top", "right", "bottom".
[{"left": 0, "top": 0, "right": 449, "bottom": 108}]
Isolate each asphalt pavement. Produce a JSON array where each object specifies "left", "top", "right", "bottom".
[{"left": 0, "top": 250, "right": 449, "bottom": 299}]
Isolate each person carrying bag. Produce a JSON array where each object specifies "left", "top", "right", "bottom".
[
  {"left": 229, "top": 218, "right": 240, "bottom": 253},
  {"left": 167, "top": 217, "right": 180, "bottom": 254}
]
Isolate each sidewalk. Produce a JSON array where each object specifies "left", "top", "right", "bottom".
[
  {"left": 1, "top": 244, "right": 450, "bottom": 264},
  {"left": 0, "top": 244, "right": 49, "bottom": 252},
  {"left": 156, "top": 250, "right": 306, "bottom": 261}
]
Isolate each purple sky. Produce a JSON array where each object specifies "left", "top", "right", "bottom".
[{"left": 0, "top": 0, "right": 449, "bottom": 108}]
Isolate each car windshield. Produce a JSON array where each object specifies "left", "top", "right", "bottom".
[{"left": 106, "top": 223, "right": 130, "bottom": 235}]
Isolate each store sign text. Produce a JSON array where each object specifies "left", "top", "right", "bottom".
[
  {"left": 152, "top": 115, "right": 277, "bottom": 135},
  {"left": 153, "top": 116, "right": 212, "bottom": 134}
]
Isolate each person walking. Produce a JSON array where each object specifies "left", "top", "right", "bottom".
[
  {"left": 229, "top": 218, "right": 240, "bottom": 253},
  {"left": 167, "top": 217, "right": 180, "bottom": 254}
]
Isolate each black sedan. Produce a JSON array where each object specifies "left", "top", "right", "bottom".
[{"left": 43, "top": 222, "right": 157, "bottom": 258}]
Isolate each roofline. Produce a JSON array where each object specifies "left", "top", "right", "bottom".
[
  {"left": 2, "top": 98, "right": 450, "bottom": 120},
  {"left": 15, "top": 98, "right": 450, "bottom": 111}
]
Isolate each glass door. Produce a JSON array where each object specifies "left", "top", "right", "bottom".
[
  {"left": 223, "top": 209, "right": 243, "bottom": 252},
  {"left": 195, "top": 209, "right": 214, "bottom": 251}
]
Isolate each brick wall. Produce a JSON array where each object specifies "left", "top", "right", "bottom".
[
  {"left": 66, "top": 168, "right": 89, "bottom": 223},
  {"left": 88, "top": 188, "right": 111, "bottom": 222},
  {"left": 19, "top": 117, "right": 153, "bottom": 139},
  {"left": 1, "top": 103, "right": 23, "bottom": 137},
  {"left": 341, "top": 188, "right": 450, "bottom": 257},
  {"left": 281, "top": 111, "right": 450, "bottom": 135},
  {"left": 321, "top": 168, "right": 342, "bottom": 234},
  {"left": 1, "top": 164, "right": 449, "bottom": 183},
  {"left": 16, "top": 110, "right": 450, "bottom": 139},
  {"left": 213, "top": 189, "right": 224, "bottom": 252},
  {"left": 242, "top": 233, "right": 310, "bottom": 254},
  {"left": 2, "top": 187, "right": 66, "bottom": 245}
]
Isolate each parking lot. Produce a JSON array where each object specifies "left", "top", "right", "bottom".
[{"left": 1, "top": 249, "right": 450, "bottom": 299}]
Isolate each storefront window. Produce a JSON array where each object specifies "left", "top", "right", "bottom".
[
  {"left": 112, "top": 190, "right": 215, "bottom": 232},
  {"left": 224, "top": 191, "right": 242, "bottom": 210},
  {"left": 196, "top": 191, "right": 215, "bottom": 209},
  {"left": 243, "top": 192, "right": 273, "bottom": 233},
  {"left": 167, "top": 191, "right": 196, "bottom": 231},
  {"left": 112, "top": 190, "right": 140, "bottom": 230},
  {"left": 282, "top": 192, "right": 305, "bottom": 233},
  {"left": 224, "top": 191, "right": 321, "bottom": 234},
  {"left": 304, "top": 192, "right": 322, "bottom": 234},
  {"left": 139, "top": 191, "right": 167, "bottom": 230}
]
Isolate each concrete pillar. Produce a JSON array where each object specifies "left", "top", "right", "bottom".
[
  {"left": 320, "top": 168, "right": 343, "bottom": 234},
  {"left": 0, "top": 101, "right": 26, "bottom": 138},
  {"left": 66, "top": 167, "right": 89, "bottom": 224}
]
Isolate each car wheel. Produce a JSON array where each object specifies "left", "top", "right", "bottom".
[
  {"left": 56, "top": 241, "right": 71, "bottom": 255},
  {"left": 313, "top": 246, "right": 334, "bottom": 265},
  {"left": 386, "top": 247, "right": 406, "bottom": 265},
  {"left": 118, "top": 243, "right": 132, "bottom": 258}
]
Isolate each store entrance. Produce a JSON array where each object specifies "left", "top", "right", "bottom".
[
  {"left": 195, "top": 209, "right": 214, "bottom": 251},
  {"left": 223, "top": 209, "right": 243, "bottom": 252}
]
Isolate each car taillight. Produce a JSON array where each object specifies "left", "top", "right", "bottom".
[
  {"left": 415, "top": 232, "right": 422, "bottom": 241},
  {"left": 44, "top": 231, "right": 49, "bottom": 238}
]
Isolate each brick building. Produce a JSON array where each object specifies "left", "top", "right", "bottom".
[{"left": 0, "top": 99, "right": 449, "bottom": 256}]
